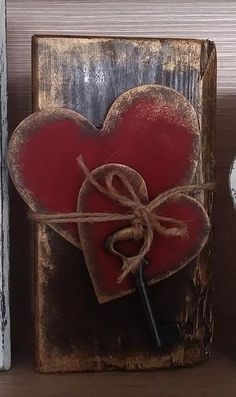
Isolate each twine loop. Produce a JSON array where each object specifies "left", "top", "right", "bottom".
[{"left": 32, "top": 156, "right": 214, "bottom": 282}]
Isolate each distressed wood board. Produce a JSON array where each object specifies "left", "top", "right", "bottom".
[
  {"left": 32, "top": 36, "right": 216, "bottom": 373},
  {"left": 229, "top": 158, "right": 236, "bottom": 208},
  {"left": 0, "top": 0, "right": 10, "bottom": 371}
]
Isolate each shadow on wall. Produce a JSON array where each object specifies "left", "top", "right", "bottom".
[
  {"left": 214, "top": 94, "right": 236, "bottom": 359},
  {"left": 8, "top": 74, "right": 33, "bottom": 360}
]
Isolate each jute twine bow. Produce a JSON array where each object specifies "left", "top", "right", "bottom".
[{"left": 32, "top": 156, "right": 214, "bottom": 282}]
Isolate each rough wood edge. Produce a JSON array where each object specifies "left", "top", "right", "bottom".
[
  {"left": 0, "top": 0, "right": 10, "bottom": 371},
  {"left": 193, "top": 40, "right": 217, "bottom": 357}
]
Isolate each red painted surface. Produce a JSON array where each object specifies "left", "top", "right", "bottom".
[
  {"left": 9, "top": 86, "right": 209, "bottom": 300},
  {"left": 80, "top": 180, "right": 209, "bottom": 299},
  {"left": 17, "top": 97, "right": 198, "bottom": 245}
]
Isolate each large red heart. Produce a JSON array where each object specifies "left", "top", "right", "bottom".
[
  {"left": 78, "top": 164, "right": 210, "bottom": 303},
  {"left": 8, "top": 85, "right": 200, "bottom": 249}
]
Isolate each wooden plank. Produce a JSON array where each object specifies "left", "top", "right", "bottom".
[
  {"left": 32, "top": 36, "right": 216, "bottom": 372},
  {"left": 0, "top": 0, "right": 10, "bottom": 370},
  {"left": 6, "top": 0, "right": 236, "bottom": 369},
  {"left": 0, "top": 349, "right": 236, "bottom": 397}
]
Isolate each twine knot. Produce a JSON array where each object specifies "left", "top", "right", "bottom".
[
  {"left": 132, "top": 206, "right": 149, "bottom": 240},
  {"left": 31, "top": 156, "right": 214, "bottom": 283}
]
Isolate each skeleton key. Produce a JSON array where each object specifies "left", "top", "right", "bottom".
[{"left": 105, "top": 227, "right": 182, "bottom": 350}]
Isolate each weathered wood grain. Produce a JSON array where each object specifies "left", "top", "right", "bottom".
[
  {"left": 0, "top": 0, "right": 10, "bottom": 370},
  {"left": 32, "top": 36, "right": 216, "bottom": 372}
]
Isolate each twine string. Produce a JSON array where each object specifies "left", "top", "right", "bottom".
[{"left": 32, "top": 156, "right": 214, "bottom": 282}]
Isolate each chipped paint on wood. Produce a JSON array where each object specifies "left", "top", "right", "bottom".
[
  {"left": 0, "top": 0, "right": 10, "bottom": 371},
  {"left": 33, "top": 36, "right": 216, "bottom": 373}
]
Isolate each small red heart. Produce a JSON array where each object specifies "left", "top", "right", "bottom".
[
  {"left": 8, "top": 85, "right": 200, "bottom": 249},
  {"left": 78, "top": 164, "right": 210, "bottom": 302}
]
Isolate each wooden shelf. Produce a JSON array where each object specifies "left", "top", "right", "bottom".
[{"left": 0, "top": 346, "right": 235, "bottom": 396}]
